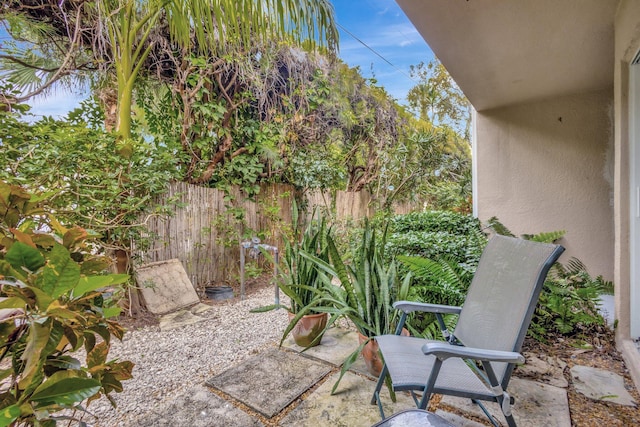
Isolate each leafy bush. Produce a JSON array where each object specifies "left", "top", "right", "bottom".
[
  {"left": 530, "top": 258, "right": 610, "bottom": 341},
  {"left": 386, "top": 211, "right": 486, "bottom": 267},
  {"left": 0, "top": 104, "right": 180, "bottom": 253},
  {"left": 487, "top": 218, "right": 609, "bottom": 342},
  {"left": 0, "top": 181, "right": 133, "bottom": 426},
  {"left": 391, "top": 210, "right": 480, "bottom": 235},
  {"left": 383, "top": 211, "right": 485, "bottom": 337},
  {"left": 391, "top": 213, "right": 610, "bottom": 342}
]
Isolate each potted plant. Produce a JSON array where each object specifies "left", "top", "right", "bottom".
[
  {"left": 304, "top": 219, "right": 411, "bottom": 392},
  {"left": 251, "top": 206, "right": 332, "bottom": 348}
]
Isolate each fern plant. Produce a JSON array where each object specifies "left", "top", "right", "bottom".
[
  {"left": 487, "top": 217, "right": 609, "bottom": 341},
  {"left": 397, "top": 255, "right": 473, "bottom": 338},
  {"left": 530, "top": 258, "right": 609, "bottom": 341}
]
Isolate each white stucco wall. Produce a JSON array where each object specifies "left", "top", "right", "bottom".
[{"left": 475, "top": 90, "right": 614, "bottom": 280}]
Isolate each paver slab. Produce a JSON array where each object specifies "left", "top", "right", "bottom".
[
  {"left": 282, "top": 327, "right": 359, "bottom": 366},
  {"left": 279, "top": 371, "right": 417, "bottom": 426},
  {"left": 159, "top": 303, "right": 213, "bottom": 331},
  {"left": 136, "top": 259, "right": 200, "bottom": 314},
  {"left": 206, "top": 348, "right": 331, "bottom": 418},
  {"left": 570, "top": 365, "right": 637, "bottom": 406},
  {"left": 136, "top": 384, "right": 263, "bottom": 427},
  {"left": 440, "top": 377, "right": 570, "bottom": 427},
  {"left": 517, "top": 353, "right": 568, "bottom": 388},
  {"left": 435, "top": 410, "right": 487, "bottom": 427}
]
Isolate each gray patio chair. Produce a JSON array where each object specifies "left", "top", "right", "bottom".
[{"left": 371, "top": 235, "right": 564, "bottom": 427}]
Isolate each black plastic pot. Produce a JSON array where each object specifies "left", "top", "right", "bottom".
[{"left": 204, "top": 286, "right": 234, "bottom": 301}]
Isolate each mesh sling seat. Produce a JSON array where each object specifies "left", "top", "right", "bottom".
[{"left": 371, "top": 235, "right": 565, "bottom": 427}]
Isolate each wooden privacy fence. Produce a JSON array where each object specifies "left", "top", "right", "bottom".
[{"left": 136, "top": 181, "right": 419, "bottom": 289}]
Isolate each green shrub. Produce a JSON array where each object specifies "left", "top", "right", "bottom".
[
  {"left": 487, "top": 218, "right": 610, "bottom": 342},
  {"left": 384, "top": 211, "right": 485, "bottom": 337},
  {"left": 0, "top": 181, "right": 134, "bottom": 426},
  {"left": 386, "top": 211, "right": 486, "bottom": 267},
  {"left": 390, "top": 211, "right": 481, "bottom": 234},
  {"left": 530, "top": 258, "right": 610, "bottom": 341},
  {"left": 392, "top": 213, "right": 610, "bottom": 343}
]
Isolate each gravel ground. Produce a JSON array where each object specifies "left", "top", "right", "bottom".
[{"left": 84, "top": 287, "right": 288, "bottom": 426}]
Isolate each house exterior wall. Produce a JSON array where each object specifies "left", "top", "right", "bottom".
[
  {"left": 614, "top": 0, "right": 640, "bottom": 386},
  {"left": 475, "top": 90, "right": 614, "bottom": 280}
]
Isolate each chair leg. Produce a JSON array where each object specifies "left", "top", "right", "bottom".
[
  {"left": 472, "top": 399, "right": 500, "bottom": 427},
  {"left": 418, "top": 357, "right": 442, "bottom": 410},
  {"left": 372, "top": 364, "right": 388, "bottom": 419},
  {"left": 495, "top": 394, "right": 517, "bottom": 427}
]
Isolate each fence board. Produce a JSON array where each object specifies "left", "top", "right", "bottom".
[{"left": 137, "top": 182, "right": 419, "bottom": 289}]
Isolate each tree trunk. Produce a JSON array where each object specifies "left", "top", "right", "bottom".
[{"left": 115, "top": 248, "right": 143, "bottom": 316}]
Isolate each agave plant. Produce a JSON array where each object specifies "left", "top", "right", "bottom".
[
  {"left": 250, "top": 203, "right": 333, "bottom": 347},
  {"left": 303, "top": 219, "right": 411, "bottom": 393}
]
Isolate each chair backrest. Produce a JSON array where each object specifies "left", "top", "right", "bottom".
[{"left": 453, "top": 235, "right": 564, "bottom": 384}]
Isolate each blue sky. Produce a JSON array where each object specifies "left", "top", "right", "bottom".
[
  {"left": 331, "top": 0, "right": 434, "bottom": 103},
  {"left": 28, "top": 0, "right": 433, "bottom": 117}
]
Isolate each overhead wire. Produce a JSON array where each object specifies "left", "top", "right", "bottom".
[{"left": 336, "top": 22, "right": 418, "bottom": 84}]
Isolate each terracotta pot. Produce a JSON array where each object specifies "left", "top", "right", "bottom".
[
  {"left": 287, "top": 312, "right": 328, "bottom": 347},
  {"left": 358, "top": 328, "right": 410, "bottom": 377}
]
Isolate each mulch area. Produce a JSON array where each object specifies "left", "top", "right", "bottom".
[{"left": 521, "top": 331, "right": 640, "bottom": 426}]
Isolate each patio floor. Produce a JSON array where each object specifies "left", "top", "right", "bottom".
[{"left": 136, "top": 327, "right": 580, "bottom": 426}]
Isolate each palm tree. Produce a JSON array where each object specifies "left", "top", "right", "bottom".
[
  {"left": 1, "top": 0, "right": 338, "bottom": 142},
  {"left": 95, "top": 0, "right": 337, "bottom": 152}
]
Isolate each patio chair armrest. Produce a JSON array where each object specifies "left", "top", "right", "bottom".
[
  {"left": 393, "top": 301, "right": 461, "bottom": 315},
  {"left": 421, "top": 342, "right": 525, "bottom": 364}
]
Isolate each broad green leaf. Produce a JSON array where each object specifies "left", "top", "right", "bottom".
[
  {"left": 107, "top": 274, "right": 129, "bottom": 285},
  {"left": 63, "top": 325, "right": 84, "bottom": 351},
  {"left": 30, "top": 371, "right": 100, "bottom": 406},
  {"left": 102, "top": 307, "right": 122, "bottom": 319},
  {"left": 29, "top": 286, "right": 53, "bottom": 311},
  {"left": 0, "top": 297, "right": 26, "bottom": 310},
  {"left": 5, "top": 242, "right": 45, "bottom": 273},
  {"left": 41, "top": 244, "right": 80, "bottom": 299},
  {"left": 44, "top": 355, "right": 81, "bottom": 371},
  {"left": 30, "top": 233, "right": 57, "bottom": 248},
  {"left": 0, "top": 403, "right": 20, "bottom": 427},
  {"left": 79, "top": 259, "right": 111, "bottom": 275},
  {"left": 18, "top": 319, "right": 52, "bottom": 390},
  {"left": 45, "top": 301, "right": 80, "bottom": 321},
  {"left": 72, "top": 276, "right": 113, "bottom": 298}
]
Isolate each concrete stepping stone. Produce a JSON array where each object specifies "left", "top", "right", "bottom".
[
  {"left": 206, "top": 348, "right": 331, "bottom": 418},
  {"left": 136, "top": 384, "right": 263, "bottom": 426},
  {"left": 435, "top": 410, "right": 487, "bottom": 427},
  {"left": 518, "top": 352, "right": 568, "bottom": 388},
  {"left": 136, "top": 259, "right": 200, "bottom": 314},
  {"left": 280, "top": 371, "right": 416, "bottom": 426},
  {"left": 570, "top": 365, "right": 637, "bottom": 407},
  {"left": 440, "top": 377, "right": 571, "bottom": 427},
  {"left": 282, "top": 327, "right": 359, "bottom": 366},
  {"left": 159, "top": 303, "right": 213, "bottom": 331}
]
